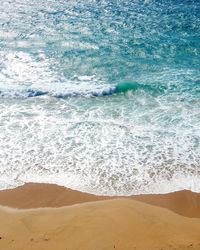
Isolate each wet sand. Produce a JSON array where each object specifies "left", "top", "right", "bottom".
[
  {"left": 0, "top": 183, "right": 200, "bottom": 250},
  {"left": 1, "top": 183, "right": 200, "bottom": 218}
]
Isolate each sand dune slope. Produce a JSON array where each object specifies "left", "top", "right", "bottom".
[{"left": 0, "top": 199, "right": 200, "bottom": 250}]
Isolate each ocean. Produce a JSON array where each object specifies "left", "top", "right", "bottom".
[{"left": 0, "top": 0, "right": 200, "bottom": 195}]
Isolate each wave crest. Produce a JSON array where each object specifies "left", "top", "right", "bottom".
[{"left": 0, "top": 82, "right": 166, "bottom": 98}]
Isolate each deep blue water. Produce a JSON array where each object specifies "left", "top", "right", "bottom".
[{"left": 0, "top": 0, "right": 200, "bottom": 195}]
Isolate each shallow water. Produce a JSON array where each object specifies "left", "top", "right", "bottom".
[{"left": 0, "top": 0, "right": 200, "bottom": 195}]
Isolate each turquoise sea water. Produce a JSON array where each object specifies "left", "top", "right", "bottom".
[{"left": 0, "top": 0, "right": 200, "bottom": 195}]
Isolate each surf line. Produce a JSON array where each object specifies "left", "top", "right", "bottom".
[
  {"left": 0, "top": 82, "right": 162, "bottom": 98},
  {"left": 26, "top": 83, "right": 137, "bottom": 98}
]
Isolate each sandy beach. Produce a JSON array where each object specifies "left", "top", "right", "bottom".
[
  {"left": 0, "top": 184, "right": 200, "bottom": 250},
  {"left": 1, "top": 0, "right": 200, "bottom": 249}
]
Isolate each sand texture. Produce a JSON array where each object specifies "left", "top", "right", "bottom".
[
  {"left": 0, "top": 199, "right": 200, "bottom": 250},
  {"left": 0, "top": 184, "right": 200, "bottom": 250}
]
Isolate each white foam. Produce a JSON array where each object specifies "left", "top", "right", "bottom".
[
  {"left": 0, "top": 89, "right": 200, "bottom": 195},
  {"left": 0, "top": 50, "right": 112, "bottom": 98}
]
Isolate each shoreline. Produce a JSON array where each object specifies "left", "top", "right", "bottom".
[
  {"left": 0, "top": 183, "right": 200, "bottom": 218},
  {"left": 1, "top": 183, "right": 200, "bottom": 250}
]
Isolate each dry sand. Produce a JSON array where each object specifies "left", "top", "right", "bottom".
[{"left": 0, "top": 183, "right": 200, "bottom": 250}]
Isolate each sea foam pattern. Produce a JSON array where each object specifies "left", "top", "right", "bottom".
[{"left": 0, "top": 0, "right": 200, "bottom": 195}]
